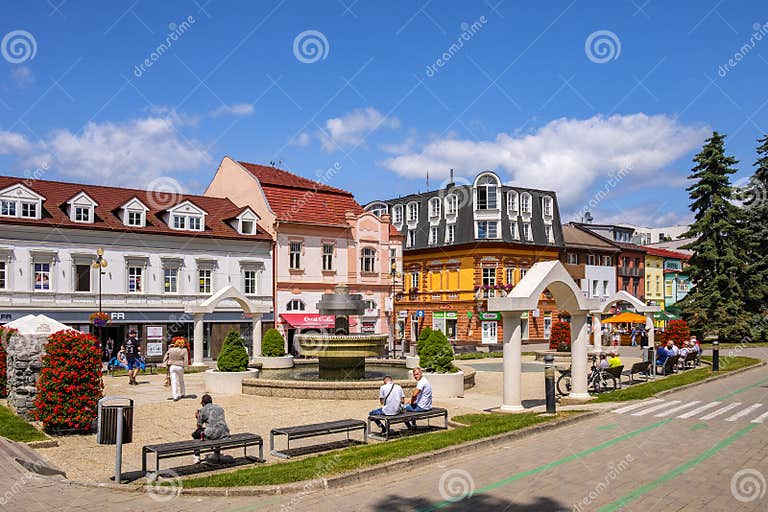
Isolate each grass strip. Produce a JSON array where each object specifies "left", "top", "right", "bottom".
[
  {"left": 0, "top": 404, "right": 48, "bottom": 442},
  {"left": 593, "top": 356, "right": 761, "bottom": 402},
  {"left": 182, "top": 411, "right": 579, "bottom": 488}
]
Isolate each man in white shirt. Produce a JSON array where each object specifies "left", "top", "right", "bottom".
[
  {"left": 404, "top": 367, "right": 433, "bottom": 429},
  {"left": 369, "top": 376, "right": 405, "bottom": 435}
]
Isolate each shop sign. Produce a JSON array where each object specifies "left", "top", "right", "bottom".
[
  {"left": 398, "top": 311, "right": 408, "bottom": 318},
  {"left": 416, "top": 310, "right": 424, "bottom": 318},
  {"left": 146, "top": 342, "right": 163, "bottom": 357},
  {"left": 433, "top": 311, "right": 458, "bottom": 319},
  {"left": 146, "top": 325, "right": 164, "bottom": 340},
  {"left": 480, "top": 312, "right": 501, "bottom": 321},
  {"left": 361, "top": 322, "right": 376, "bottom": 333},
  {"left": 532, "top": 309, "right": 540, "bottom": 317}
]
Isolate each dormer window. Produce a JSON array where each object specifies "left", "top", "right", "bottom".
[
  {"left": 429, "top": 197, "right": 441, "bottom": 219},
  {"left": 0, "top": 183, "right": 45, "bottom": 220},
  {"left": 127, "top": 211, "right": 143, "bottom": 226},
  {"left": 367, "top": 202, "right": 389, "bottom": 217},
  {"left": 167, "top": 200, "right": 207, "bottom": 232},
  {"left": 445, "top": 194, "right": 458, "bottom": 216},
  {"left": 542, "top": 195, "right": 553, "bottom": 218},
  {"left": 475, "top": 174, "right": 499, "bottom": 210},
  {"left": 406, "top": 202, "right": 419, "bottom": 223},
  {"left": 235, "top": 207, "right": 259, "bottom": 235},
  {"left": 392, "top": 204, "right": 403, "bottom": 225},
  {"left": 67, "top": 192, "right": 98, "bottom": 223},
  {"left": 521, "top": 193, "right": 532, "bottom": 216},
  {"left": 507, "top": 191, "right": 519, "bottom": 215},
  {"left": 120, "top": 197, "right": 148, "bottom": 228}
]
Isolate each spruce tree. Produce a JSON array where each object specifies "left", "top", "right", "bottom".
[
  {"left": 680, "top": 132, "right": 751, "bottom": 341},
  {"left": 742, "top": 134, "right": 768, "bottom": 339}
]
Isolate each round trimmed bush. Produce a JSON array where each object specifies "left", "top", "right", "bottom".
[
  {"left": 261, "top": 328, "right": 286, "bottom": 357},
  {"left": 35, "top": 329, "right": 103, "bottom": 433},
  {"left": 416, "top": 326, "right": 433, "bottom": 356},
  {"left": 217, "top": 330, "right": 249, "bottom": 372},
  {"left": 418, "top": 330, "right": 455, "bottom": 373}
]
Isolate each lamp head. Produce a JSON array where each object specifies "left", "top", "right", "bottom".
[{"left": 96, "top": 247, "right": 104, "bottom": 256}]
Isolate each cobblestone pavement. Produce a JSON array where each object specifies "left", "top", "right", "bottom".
[{"left": 2, "top": 365, "right": 767, "bottom": 511}]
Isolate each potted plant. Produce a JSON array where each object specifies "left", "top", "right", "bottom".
[
  {"left": 407, "top": 326, "right": 432, "bottom": 368},
  {"left": 549, "top": 321, "right": 571, "bottom": 352},
  {"left": 664, "top": 319, "right": 690, "bottom": 348},
  {"left": 204, "top": 330, "right": 259, "bottom": 394},
  {"left": 251, "top": 328, "right": 294, "bottom": 369},
  {"left": 417, "top": 329, "right": 464, "bottom": 398}
]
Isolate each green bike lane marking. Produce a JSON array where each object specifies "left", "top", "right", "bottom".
[
  {"left": 418, "top": 418, "right": 672, "bottom": 512},
  {"left": 597, "top": 423, "right": 758, "bottom": 512},
  {"left": 715, "top": 377, "right": 768, "bottom": 401}
]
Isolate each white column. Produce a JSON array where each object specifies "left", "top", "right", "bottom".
[
  {"left": 569, "top": 314, "right": 590, "bottom": 399},
  {"left": 192, "top": 313, "right": 206, "bottom": 367},
  {"left": 592, "top": 313, "right": 602, "bottom": 352},
  {"left": 646, "top": 313, "right": 656, "bottom": 377},
  {"left": 500, "top": 311, "right": 524, "bottom": 412},
  {"left": 251, "top": 313, "right": 263, "bottom": 358}
]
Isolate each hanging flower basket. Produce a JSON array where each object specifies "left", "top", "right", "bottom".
[{"left": 89, "top": 311, "right": 110, "bottom": 328}]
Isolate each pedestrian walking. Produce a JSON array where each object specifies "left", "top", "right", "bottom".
[
  {"left": 123, "top": 330, "right": 142, "bottom": 385},
  {"left": 163, "top": 336, "right": 189, "bottom": 401}
]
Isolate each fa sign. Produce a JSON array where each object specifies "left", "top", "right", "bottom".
[{"left": 110, "top": 312, "right": 125, "bottom": 320}]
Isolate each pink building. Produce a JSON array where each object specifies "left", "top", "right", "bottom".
[{"left": 205, "top": 157, "right": 402, "bottom": 353}]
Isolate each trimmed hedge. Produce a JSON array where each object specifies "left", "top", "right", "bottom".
[
  {"left": 217, "top": 330, "right": 249, "bottom": 372},
  {"left": 418, "top": 330, "right": 456, "bottom": 373},
  {"left": 261, "top": 328, "right": 286, "bottom": 357},
  {"left": 416, "top": 326, "right": 433, "bottom": 356}
]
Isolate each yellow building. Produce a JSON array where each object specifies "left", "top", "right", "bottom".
[{"left": 645, "top": 254, "right": 665, "bottom": 326}]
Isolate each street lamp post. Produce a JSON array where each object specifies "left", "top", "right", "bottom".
[
  {"left": 390, "top": 261, "right": 399, "bottom": 358},
  {"left": 92, "top": 247, "right": 108, "bottom": 348}
]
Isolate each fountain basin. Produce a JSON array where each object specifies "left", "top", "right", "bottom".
[{"left": 296, "top": 333, "right": 387, "bottom": 379}]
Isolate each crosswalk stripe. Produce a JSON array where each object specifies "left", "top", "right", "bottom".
[
  {"left": 726, "top": 404, "right": 763, "bottom": 422},
  {"left": 751, "top": 410, "right": 768, "bottom": 424},
  {"left": 632, "top": 401, "right": 681, "bottom": 416},
  {"left": 677, "top": 402, "right": 721, "bottom": 419},
  {"left": 654, "top": 401, "right": 702, "bottom": 417},
  {"left": 613, "top": 399, "right": 665, "bottom": 414},
  {"left": 699, "top": 402, "right": 742, "bottom": 420}
]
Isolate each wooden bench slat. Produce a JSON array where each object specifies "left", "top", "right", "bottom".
[
  {"left": 271, "top": 419, "right": 366, "bottom": 437},
  {"left": 144, "top": 433, "right": 262, "bottom": 452}
]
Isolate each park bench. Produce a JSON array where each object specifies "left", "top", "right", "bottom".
[
  {"left": 269, "top": 419, "right": 367, "bottom": 459},
  {"left": 142, "top": 433, "right": 264, "bottom": 476},
  {"left": 680, "top": 351, "right": 698, "bottom": 369},
  {"left": 656, "top": 355, "right": 680, "bottom": 376},
  {"left": 602, "top": 365, "right": 624, "bottom": 388},
  {"left": 452, "top": 345, "right": 477, "bottom": 355},
  {"left": 622, "top": 360, "right": 652, "bottom": 384},
  {"left": 367, "top": 407, "right": 449, "bottom": 441}
]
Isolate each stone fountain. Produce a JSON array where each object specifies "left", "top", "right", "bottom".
[{"left": 295, "top": 285, "right": 388, "bottom": 379}]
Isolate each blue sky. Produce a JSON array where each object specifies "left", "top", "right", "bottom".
[{"left": 1, "top": 0, "right": 766, "bottom": 227}]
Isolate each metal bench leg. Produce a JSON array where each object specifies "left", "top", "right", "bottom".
[
  {"left": 269, "top": 432, "right": 274, "bottom": 454},
  {"left": 363, "top": 425, "right": 368, "bottom": 444},
  {"left": 444, "top": 414, "right": 448, "bottom": 430},
  {"left": 259, "top": 442, "right": 263, "bottom": 461},
  {"left": 142, "top": 449, "right": 147, "bottom": 474}
]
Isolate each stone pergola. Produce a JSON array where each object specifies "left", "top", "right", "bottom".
[
  {"left": 488, "top": 260, "right": 600, "bottom": 411},
  {"left": 184, "top": 285, "right": 271, "bottom": 366},
  {"left": 591, "top": 290, "right": 660, "bottom": 352}
]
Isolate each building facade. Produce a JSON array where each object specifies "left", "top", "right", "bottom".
[
  {"left": 0, "top": 176, "right": 273, "bottom": 361},
  {"left": 560, "top": 223, "right": 619, "bottom": 302},
  {"left": 368, "top": 171, "right": 563, "bottom": 345},
  {"left": 205, "top": 158, "right": 402, "bottom": 353}
]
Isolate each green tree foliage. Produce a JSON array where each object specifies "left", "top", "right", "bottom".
[
  {"left": 680, "top": 132, "right": 751, "bottom": 341},
  {"left": 261, "top": 328, "right": 286, "bottom": 357},
  {"left": 217, "top": 330, "right": 249, "bottom": 372},
  {"left": 418, "top": 330, "right": 455, "bottom": 373},
  {"left": 416, "top": 326, "right": 433, "bottom": 356}
]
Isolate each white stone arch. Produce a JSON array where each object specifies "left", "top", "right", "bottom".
[
  {"left": 185, "top": 285, "right": 271, "bottom": 365},
  {"left": 589, "top": 290, "right": 661, "bottom": 358},
  {"left": 489, "top": 260, "right": 600, "bottom": 411}
]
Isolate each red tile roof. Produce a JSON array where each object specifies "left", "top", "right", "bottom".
[
  {"left": 238, "top": 161, "right": 363, "bottom": 225},
  {"left": 0, "top": 176, "right": 271, "bottom": 241},
  {"left": 643, "top": 246, "right": 690, "bottom": 260}
]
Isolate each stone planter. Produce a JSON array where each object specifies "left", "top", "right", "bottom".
[
  {"left": 204, "top": 369, "right": 259, "bottom": 395},
  {"left": 418, "top": 370, "right": 465, "bottom": 398},
  {"left": 251, "top": 355, "right": 294, "bottom": 369},
  {"left": 405, "top": 355, "right": 420, "bottom": 369}
]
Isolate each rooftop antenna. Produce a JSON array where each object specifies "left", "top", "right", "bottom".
[
  {"left": 449, "top": 168, "right": 454, "bottom": 186},
  {"left": 426, "top": 170, "right": 430, "bottom": 191},
  {"left": 269, "top": 159, "right": 283, "bottom": 168}
]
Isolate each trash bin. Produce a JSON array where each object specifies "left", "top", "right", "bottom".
[{"left": 97, "top": 397, "right": 133, "bottom": 445}]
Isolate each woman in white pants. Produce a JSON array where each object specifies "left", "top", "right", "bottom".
[{"left": 163, "top": 337, "right": 189, "bottom": 401}]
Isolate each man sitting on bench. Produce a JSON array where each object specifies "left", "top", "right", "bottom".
[
  {"left": 405, "top": 367, "right": 432, "bottom": 430},
  {"left": 192, "top": 394, "right": 230, "bottom": 464},
  {"left": 370, "top": 375, "right": 405, "bottom": 435}
]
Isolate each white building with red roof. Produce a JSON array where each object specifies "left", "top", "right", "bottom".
[
  {"left": 0, "top": 176, "right": 273, "bottom": 364},
  {"left": 206, "top": 157, "right": 403, "bottom": 354}
]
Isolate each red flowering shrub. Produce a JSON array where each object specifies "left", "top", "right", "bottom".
[
  {"left": 35, "top": 330, "right": 103, "bottom": 433},
  {"left": 663, "top": 319, "right": 690, "bottom": 347},
  {"left": 0, "top": 326, "right": 17, "bottom": 398},
  {"left": 549, "top": 321, "right": 572, "bottom": 351}
]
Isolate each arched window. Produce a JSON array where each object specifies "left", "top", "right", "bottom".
[
  {"left": 428, "top": 197, "right": 441, "bottom": 219},
  {"left": 541, "top": 195, "right": 553, "bottom": 218},
  {"left": 286, "top": 299, "right": 305, "bottom": 311},
  {"left": 367, "top": 202, "right": 388, "bottom": 217},
  {"left": 520, "top": 192, "right": 532, "bottom": 215},
  {"left": 361, "top": 247, "right": 376, "bottom": 273},
  {"left": 507, "top": 190, "right": 519, "bottom": 215},
  {"left": 392, "top": 204, "right": 403, "bottom": 224},
  {"left": 445, "top": 194, "right": 458, "bottom": 216},
  {"left": 475, "top": 175, "right": 499, "bottom": 210},
  {"left": 406, "top": 202, "right": 419, "bottom": 223}
]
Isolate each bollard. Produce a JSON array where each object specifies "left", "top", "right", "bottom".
[
  {"left": 712, "top": 341, "right": 719, "bottom": 372},
  {"left": 544, "top": 354, "right": 556, "bottom": 414}
]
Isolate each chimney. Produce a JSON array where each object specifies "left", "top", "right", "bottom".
[{"left": 446, "top": 168, "right": 455, "bottom": 189}]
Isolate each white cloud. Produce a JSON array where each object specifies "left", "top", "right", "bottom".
[
  {"left": 10, "top": 66, "right": 35, "bottom": 86},
  {"left": 584, "top": 205, "right": 693, "bottom": 229},
  {"left": 1, "top": 116, "right": 211, "bottom": 185},
  {"left": 381, "top": 113, "right": 709, "bottom": 209},
  {"left": 318, "top": 107, "right": 399, "bottom": 152},
  {"left": 210, "top": 103, "right": 255, "bottom": 117}
]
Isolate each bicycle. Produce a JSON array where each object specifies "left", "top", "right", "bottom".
[{"left": 555, "top": 356, "right": 617, "bottom": 396}]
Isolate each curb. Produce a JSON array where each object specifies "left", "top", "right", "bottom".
[
  {"left": 654, "top": 360, "right": 765, "bottom": 398},
  {"left": 176, "top": 410, "right": 599, "bottom": 497},
  {"left": 26, "top": 439, "right": 58, "bottom": 449}
]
